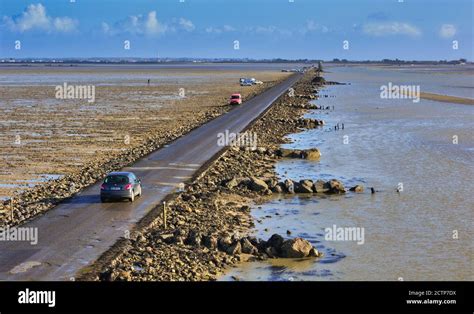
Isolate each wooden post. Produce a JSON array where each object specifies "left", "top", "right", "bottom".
[
  {"left": 10, "top": 197, "right": 13, "bottom": 221},
  {"left": 163, "top": 201, "right": 167, "bottom": 229}
]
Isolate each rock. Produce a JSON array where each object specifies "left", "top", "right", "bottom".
[
  {"left": 265, "top": 178, "right": 278, "bottom": 189},
  {"left": 295, "top": 180, "right": 313, "bottom": 193},
  {"left": 265, "top": 246, "right": 278, "bottom": 258},
  {"left": 225, "top": 177, "right": 239, "bottom": 189},
  {"left": 117, "top": 270, "right": 132, "bottom": 281},
  {"left": 276, "top": 148, "right": 299, "bottom": 158},
  {"left": 203, "top": 235, "right": 218, "bottom": 249},
  {"left": 349, "top": 185, "right": 364, "bottom": 193},
  {"left": 218, "top": 236, "right": 233, "bottom": 251},
  {"left": 185, "top": 230, "right": 202, "bottom": 246},
  {"left": 239, "top": 205, "right": 251, "bottom": 212},
  {"left": 267, "top": 234, "right": 284, "bottom": 250},
  {"left": 249, "top": 177, "right": 269, "bottom": 192},
  {"left": 226, "top": 241, "right": 242, "bottom": 255},
  {"left": 300, "top": 148, "right": 321, "bottom": 160},
  {"left": 326, "top": 179, "right": 346, "bottom": 194},
  {"left": 241, "top": 238, "right": 259, "bottom": 255},
  {"left": 313, "top": 180, "right": 329, "bottom": 193},
  {"left": 284, "top": 179, "right": 295, "bottom": 194},
  {"left": 280, "top": 238, "right": 313, "bottom": 258},
  {"left": 309, "top": 248, "right": 322, "bottom": 257},
  {"left": 271, "top": 184, "right": 283, "bottom": 193}
]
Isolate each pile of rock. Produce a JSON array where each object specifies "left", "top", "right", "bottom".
[
  {"left": 163, "top": 230, "right": 321, "bottom": 259},
  {"left": 296, "top": 118, "right": 325, "bottom": 128},
  {"left": 276, "top": 148, "right": 321, "bottom": 160},
  {"left": 288, "top": 102, "right": 320, "bottom": 110},
  {"left": 223, "top": 176, "right": 347, "bottom": 195}
]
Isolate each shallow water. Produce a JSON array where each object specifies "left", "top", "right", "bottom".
[{"left": 221, "top": 65, "right": 474, "bottom": 281}]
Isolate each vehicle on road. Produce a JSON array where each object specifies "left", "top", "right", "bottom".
[
  {"left": 229, "top": 93, "right": 242, "bottom": 105},
  {"left": 100, "top": 172, "right": 142, "bottom": 202},
  {"left": 240, "top": 79, "right": 253, "bottom": 86}
]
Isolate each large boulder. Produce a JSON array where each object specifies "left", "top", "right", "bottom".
[
  {"left": 325, "top": 179, "right": 346, "bottom": 194},
  {"left": 226, "top": 241, "right": 242, "bottom": 255},
  {"left": 185, "top": 230, "right": 202, "bottom": 247},
  {"left": 203, "top": 234, "right": 218, "bottom": 249},
  {"left": 266, "top": 234, "right": 284, "bottom": 251},
  {"left": 276, "top": 148, "right": 301, "bottom": 158},
  {"left": 295, "top": 180, "right": 313, "bottom": 193},
  {"left": 313, "top": 180, "right": 329, "bottom": 193},
  {"left": 349, "top": 185, "right": 364, "bottom": 193},
  {"left": 280, "top": 238, "right": 313, "bottom": 258},
  {"left": 241, "top": 238, "right": 259, "bottom": 255},
  {"left": 218, "top": 235, "right": 233, "bottom": 251},
  {"left": 264, "top": 178, "right": 279, "bottom": 189},
  {"left": 225, "top": 177, "right": 240, "bottom": 189},
  {"left": 271, "top": 184, "right": 284, "bottom": 193},
  {"left": 284, "top": 179, "right": 295, "bottom": 194},
  {"left": 300, "top": 148, "right": 321, "bottom": 160},
  {"left": 249, "top": 177, "right": 269, "bottom": 192}
]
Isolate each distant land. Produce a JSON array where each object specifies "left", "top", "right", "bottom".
[{"left": 0, "top": 57, "right": 470, "bottom": 65}]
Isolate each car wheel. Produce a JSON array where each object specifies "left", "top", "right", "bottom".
[
  {"left": 101, "top": 197, "right": 107, "bottom": 203},
  {"left": 129, "top": 191, "right": 135, "bottom": 202}
]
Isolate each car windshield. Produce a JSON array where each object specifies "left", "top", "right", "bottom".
[
  {"left": 231, "top": 95, "right": 240, "bottom": 99},
  {"left": 104, "top": 175, "right": 129, "bottom": 184}
]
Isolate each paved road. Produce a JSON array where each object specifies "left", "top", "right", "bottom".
[{"left": 0, "top": 72, "right": 302, "bottom": 281}]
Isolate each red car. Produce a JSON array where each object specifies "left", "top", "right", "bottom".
[{"left": 229, "top": 93, "right": 242, "bottom": 105}]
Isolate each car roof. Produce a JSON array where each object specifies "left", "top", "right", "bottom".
[
  {"left": 231, "top": 93, "right": 241, "bottom": 96},
  {"left": 107, "top": 172, "right": 135, "bottom": 176}
]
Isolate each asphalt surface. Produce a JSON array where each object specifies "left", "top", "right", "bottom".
[{"left": 0, "top": 72, "right": 302, "bottom": 281}]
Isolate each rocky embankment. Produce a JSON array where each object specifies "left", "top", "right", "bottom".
[{"left": 79, "top": 69, "right": 359, "bottom": 282}]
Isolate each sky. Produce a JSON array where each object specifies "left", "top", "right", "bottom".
[{"left": 0, "top": 0, "right": 472, "bottom": 60}]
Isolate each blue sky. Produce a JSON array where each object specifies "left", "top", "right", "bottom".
[{"left": 0, "top": 0, "right": 472, "bottom": 60}]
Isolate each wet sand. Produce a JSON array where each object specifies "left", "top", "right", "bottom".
[{"left": 418, "top": 92, "right": 474, "bottom": 105}]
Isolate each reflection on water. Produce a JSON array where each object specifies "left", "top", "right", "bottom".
[{"left": 221, "top": 65, "right": 474, "bottom": 281}]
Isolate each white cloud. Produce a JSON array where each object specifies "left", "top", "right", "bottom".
[
  {"left": 205, "top": 26, "right": 221, "bottom": 34},
  {"left": 439, "top": 24, "right": 456, "bottom": 38},
  {"left": 305, "top": 20, "right": 329, "bottom": 33},
  {"left": 222, "top": 25, "right": 235, "bottom": 32},
  {"left": 205, "top": 25, "right": 235, "bottom": 34},
  {"left": 363, "top": 22, "right": 421, "bottom": 37},
  {"left": 245, "top": 25, "right": 292, "bottom": 36},
  {"left": 101, "top": 22, "right": 111, "bottom": 34},
  {"left": 145, "top": 11, "right": 161, "bottom": 34},
  {"left": 3, "top": 3, "right": 77, "bottom": 33},
  {"left": 53, "top": 17, "right": 78, "bottom": 33},
  {"left": 254, "top": 25, "right": 277, "bottom": 34},
  {"left": 178, "top": 18, "right": 195, "bottom": 31},
  {"left": 102, "top": 11, "right": 197, "bottom": 36}
]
